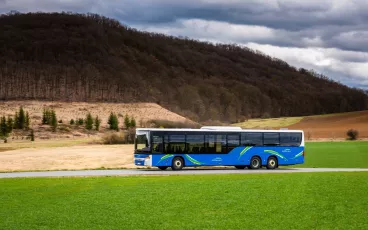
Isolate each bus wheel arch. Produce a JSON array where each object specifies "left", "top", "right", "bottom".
[
  {"left": 266, "top": 156, "right": 278, "bottom": 169},
  {"left": 249, "top": 155, "right": 262, "bottom": 169},
  {"left": 171, "top": 157, "right": 184, "bottom": 171}
]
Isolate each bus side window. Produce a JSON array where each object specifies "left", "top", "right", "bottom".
[
  {"left": 164, "top": 135, "right": 169, "bottom": 153},
  {"left": 169, "top": 135, "right": 186, "bottom": 154},
  {"left": 205, "top": 135, "right": 216, "bottom": 153},
  {"left": 280, "top": 133, "right": 302, "bottom": 146},
  {"left": 227, "top": 134, "right": 240, "bottom": 152},
  {"left": 263, "top": 133, "right": 280, "bottom": 146},
  {"left": 216, "top": 134, "right": 227, "bottom": 154},
  {"left": 187, "top": 135, "right": 204, "bottom": 154},
  {"left": 152, "top": 135, "right": 163, "bottom": 153},
  {"left": 241, "top": 133, "right": 263, "bottom": 146}
]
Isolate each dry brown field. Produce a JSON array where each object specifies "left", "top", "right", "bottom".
[{"left": 288, "top": 110, "right": 368, "bottom": 139}]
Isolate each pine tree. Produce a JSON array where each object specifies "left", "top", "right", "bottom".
[
  {"left": 18, "top": 106, "right": 25, "bottom": 129},
  {"left": 47, "top": 109, "right": 52, "bottom": 124},
  {"left": 85, "top": 113, "right": 93, "bottom": 130},
  {"left": 70, "top": 119, "right": 75, "bottom": 125},
  {"left": 42, "top": 108, "right": 48, "bottom": 124},
  {"left": 130, "top": 117, "right": 136, "bottom": 128},
  {"left": 51, "top": 110, "right": 57, "bottom": 132},
  {"left": 108, "top": 112, "right": 113, "bottom": 127},
  {"left": 124, "top": 114, "right": 130, "bottom": 129},
  {"left": 0, "top": 116, "right": 7, "bottom": 137},
  {"left": 108, "top": 112, "right": 119, "bottom": 131},
  {"left": 25, "top": 112, "right": 30, "bottom": 130},
  {"left": 95, "top": 116, "right": 101, "bottom": 131},
  {"left": 77, "top": 118, "right": 84, "bottom": 125},
  {"left": 6, "top": 116, "right": 13, "bottom": 134},
  {"left": 14, "top": 112, "right": 19, "bottom": 129},
  {"left": 30, "top": 129, "right": 35, "bottom": 141}
]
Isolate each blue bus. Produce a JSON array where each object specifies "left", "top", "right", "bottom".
[{"left": 134, "top": 126, "right": 304, "bottom": 170}]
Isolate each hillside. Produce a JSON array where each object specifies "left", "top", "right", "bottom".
[{"left": 0, "top": 12, "right": 367, "bottom": 122}]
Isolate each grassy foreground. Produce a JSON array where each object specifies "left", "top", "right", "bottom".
[
  {"left": 1, "top": 173, "right": 368, "bottom": 229},
  {"left": 293, "top": 141, "right": 368, "bottom": 168}
]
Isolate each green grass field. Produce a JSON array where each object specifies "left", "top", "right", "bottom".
[
  {"left": 1, "top": 173, "right": 367, "bottom": 229},
  {"left": 291, "top": 141, "right": 368, "bottom": 168}
]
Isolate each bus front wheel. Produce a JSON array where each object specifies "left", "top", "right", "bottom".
[
  {"left": 171, "top": 157, "right": 184, "bottom": 171},
  {"left": 249, "top": 156, "right": 261, "bottom": 169},
  {"left": 266, "top": 157, "right": 278, "bottom": 169},
  {"left": 158, "top": 166, "right": 168, "bottom": 170}
]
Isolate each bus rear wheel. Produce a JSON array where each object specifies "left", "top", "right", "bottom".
[
  {"left": 266, "top": 157, "right": 278, "bottom": 169},
  {"left": 249, "top": 156, "right": 261, "bottom": 169},
  {"left": 235, "top": 166, "right": 246, "bottom": 169},
  {"left": 158, "top": 166, "right": 168, "bottom": 170},
  {"left": 171, "top": 157, "right": 184, "bottom": 171}
]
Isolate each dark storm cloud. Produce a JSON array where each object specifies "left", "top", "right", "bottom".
[{"left": 1, "top": 1, "right": 368, "bottom": 51}]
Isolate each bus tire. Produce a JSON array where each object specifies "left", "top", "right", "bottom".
[
  {"left": 171, "top": 157, "right": 184, "bottom": 171},
  {"left": 250, "top": 156, "right": 261, "bottom": 169},
  {"left": 235, "top": 166, "right": 246, "bottom": 169},
  {"left": 266, "top": 157, "right": 278, "bottom": 169},
  {"left": 158, "top": 166, "right": 168, "bottom": 170}
]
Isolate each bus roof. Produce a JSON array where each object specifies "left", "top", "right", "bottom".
[{"left": 136, "top": 127, "right": 303, "bottom": 133}]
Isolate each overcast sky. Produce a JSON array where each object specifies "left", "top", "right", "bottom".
[{"left": 1, "top": 0, "right": 368, "bottom": 90}]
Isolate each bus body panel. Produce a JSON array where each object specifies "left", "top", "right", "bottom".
[
  {"left": 134, "top": 127, "right": 305, "bottom": 168},
  {"left": 135, "top": 146, "right": 304, "bottom": 167}
]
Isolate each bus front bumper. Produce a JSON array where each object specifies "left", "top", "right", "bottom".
[{"left": 134, "top": 156, "right": 152, "bottom": 167}]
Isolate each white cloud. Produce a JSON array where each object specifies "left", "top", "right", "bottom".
[{"left": 245, "top": 43, "right": 368, "bottom": 84}]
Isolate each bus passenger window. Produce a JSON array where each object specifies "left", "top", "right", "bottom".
[
  {"left": 205, "top": 135, "right": 216, "bottom": 153},
  {"left": 152, "top": 135, "right": 163, "bottom": 153},
  {"left": 241, "top": 133, "right": 263, "bottom": 146},
  {"left": 264, "top": 133, "right": 280, "bottom": 146},
  {"left": 164, "top": 135, "right": 169, "bottom": 153},
  {"left": 187, "top": 135, "right": 204, "bottom": 154},
  {"left": 216, "top": 135, "right": 226, "bottom": 153},
  {"left": 169, "top": 135, "right": 186, "bottom": 154},
  {"left": 227, "top": 134, "right": 240, "bottom": 151},
  {"left": 280, "top": 133, "right": 302, "bottom": 146}
]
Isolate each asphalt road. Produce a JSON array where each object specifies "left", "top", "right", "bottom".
[{"left": 1, "top": 168, "right": 368, "bottom": 178}]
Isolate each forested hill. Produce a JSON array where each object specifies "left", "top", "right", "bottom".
[{"left": 0, "top": 12, "right": 367, "bottom": 122}]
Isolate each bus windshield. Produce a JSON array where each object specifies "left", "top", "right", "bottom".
[{"left": 135, "top": 134, "right": 149, "bottom": 152}]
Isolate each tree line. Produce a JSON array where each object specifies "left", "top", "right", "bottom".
[
  {"left": 1, "top": 105, "right": 138, "bottom": 141},
  {"left": 0, "top": 107, "right": 33, "bottom": 140},
  {"left": 0, "top": 12, "right": 367, "bottom": 122}
]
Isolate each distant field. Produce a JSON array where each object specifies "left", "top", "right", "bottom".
[
  {"left": 233, "top": 110, "right": 368, "bottom": 139},
  {"left": 0, "top": 144, "right": 135, "bottom": 172},
  {"left": 233, "top": 116, "right": 303, "bottom": 129},
  {"left": 288, "top": 141, "right": 368, "bottom": 168},
  {"left": 0, "top": 138, "right": 95, "bottom": 152},
  {"left": 1, "top": 173, "right": 367, "bottom": 229}
]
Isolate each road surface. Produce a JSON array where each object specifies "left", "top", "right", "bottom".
[{"left": 1, "top": 168, "right": 368, "bottom": 178}]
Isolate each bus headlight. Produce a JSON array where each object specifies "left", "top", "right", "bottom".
[{"left": 144, "top": 155, "right": 152, "bottom": 166}]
